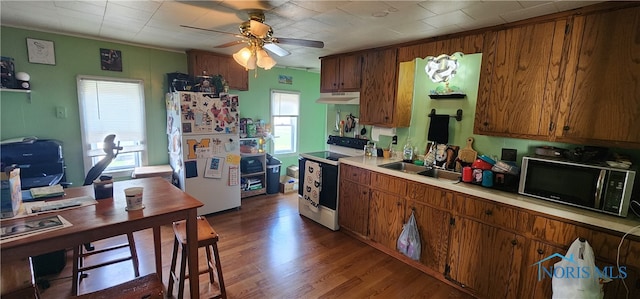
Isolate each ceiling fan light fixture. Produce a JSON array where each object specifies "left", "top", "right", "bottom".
[
  {"left": 233, "top": 46, "right": 253, "bottom": 68},
  {"left": 246, "top": 54, "right": 257, "bottom": 70},
  {"left": 257, "top": 53, "right": 276, "bottom": 70},
  {"left": 249, "top": 20, "right": 270, "bottom": 38}
]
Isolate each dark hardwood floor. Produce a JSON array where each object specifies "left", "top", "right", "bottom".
[{"left": 37, "top": 192, "right": 474, "bottom": 298}]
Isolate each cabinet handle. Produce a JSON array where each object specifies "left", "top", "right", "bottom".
[
  {"left": 511, "top": 239, "right": 517, "bottom": 246},
  {"left": 563, "top": 126, "right": 570, "bottom": 131},
  {"left": 537, "top": 249, "right": 544, "bottom": 255},
  {"left": 483, "top": 122, "right": 489, "bottom": 127},
  {"left": 485, "top": 210, "right": 493, "bottom": 216}
]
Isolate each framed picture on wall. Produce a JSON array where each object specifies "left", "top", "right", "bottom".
[
  {"left": 26, "top": 38, "right": 56, "bottom": 65},
  {"left": 100, "top": 48, "right": 122, "bottom": 72}
]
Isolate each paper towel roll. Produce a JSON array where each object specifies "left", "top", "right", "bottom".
[{"left": 371, "top": 126, "right": 396, "bottom": 141}]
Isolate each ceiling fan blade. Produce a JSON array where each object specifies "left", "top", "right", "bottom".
[
  {"left": 264, "top": 43, "right": 291, "bottom": 57},
  {"left": 274, "top": 37, "right": 324, "bottom": 48},
  {"left": 214, "top": 39, "right": 247, "bottom": 48},
  {"left": 180, "top": 25, "right": 235, "bottom": 36}
]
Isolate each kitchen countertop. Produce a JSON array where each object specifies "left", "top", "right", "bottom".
[{"left": 339, "top": 155, "right": 640, "bottom": 238}]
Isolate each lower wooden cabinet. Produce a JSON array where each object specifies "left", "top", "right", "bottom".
[
  {"left": 518, "top": 240, "right": 565, "bottom": 299},
  {"left": 338, "top": 179, "right": 370, "bottom": 237},
  {"left": 368, "top": 189, "right": 405, "bottom": 249},
  {"left": 406, "top": 199, "right": 451, "bottom": 274},
  {"left": 337, "top": 165, "right": 640, "bottom": 298},
  {"left": 447, "top": 216, "right": 525, "bottom": 298}
]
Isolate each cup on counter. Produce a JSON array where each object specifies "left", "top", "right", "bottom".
[
  {"left": 462, "top": 167, "right": 473, "bottom": 182},
  {"left": 482, "top": 170, "right": 494, "bottom": 187},
  {"left": 383, "top": 149, "right": 391, "bottom": 159},
  {"left": 124, "top": 187, "right": 145, "bottom": 211}
]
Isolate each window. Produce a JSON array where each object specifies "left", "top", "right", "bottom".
[
  {"left": 270, "top": 90, "right": 299, "bottom": 154},
  {"left": 77, "top": 76, "right": 146, "bottom": 178}
]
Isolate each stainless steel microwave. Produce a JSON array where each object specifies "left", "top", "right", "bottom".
[{"left": 519, "top": 156, "right": 636, "bottom": 217}]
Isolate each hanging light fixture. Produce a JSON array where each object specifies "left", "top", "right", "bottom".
[
  {"left": 233, "top": 40, "right": 276, "bottom": 71},
  {"left": 233, "top": 47, "right": 253, "bottom": 69}
]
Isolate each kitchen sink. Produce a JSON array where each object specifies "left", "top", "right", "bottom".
[
  {"left": 378, "top": 161, "right": 429, "bottom": 174},
  {"left": 378, "top": 162, "right": 461, "bottom": 181},
  {"left": 416, "top": 168, "right": 462, "bottom": 181}
]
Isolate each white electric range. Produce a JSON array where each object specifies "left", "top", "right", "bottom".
[{"left": 298, "top": 136, "right": 367, "bottom": 230}]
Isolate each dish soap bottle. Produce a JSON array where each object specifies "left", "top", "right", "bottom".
[{"left": 403, "top": 138, "right": 414, "bottom": 163}]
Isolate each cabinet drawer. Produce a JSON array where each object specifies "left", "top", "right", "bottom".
[
  {"left": 407, "top": 182, "right": 452, "bottom": 210},
  {"left": 455, "top": 194, "right": 529, "bottom": 232},
  {"left": 340, "top": 164, "right": 370, "bottom": 185},
  {"left": 370, "top": 172, "right": 407, "bottom": 196}
]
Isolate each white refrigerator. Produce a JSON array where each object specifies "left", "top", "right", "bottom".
[{"left": 166, "top": 91, "right": 241, "bottom": 215}]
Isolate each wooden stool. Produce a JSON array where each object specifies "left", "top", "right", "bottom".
[
  {"left": 72, "top": 233, "right": 140, "bottom": 296},
  {"left": 71, "top": 273, "right": 163, "bottom": 299},
  {"left": 168, "top": 216, "right": 226, "bottom": 299}
]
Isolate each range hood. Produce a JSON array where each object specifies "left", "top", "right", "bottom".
[{"left": 316, "top": 92, "right": 360, "bottom": 105}]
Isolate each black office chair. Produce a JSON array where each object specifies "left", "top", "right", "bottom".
[{"left": 72, "top": 134, "right": 140, "bottom": 296}]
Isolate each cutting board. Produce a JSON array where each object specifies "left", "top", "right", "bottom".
[{"left": 458, "top": 137, "right": 477, "bottom": 163}]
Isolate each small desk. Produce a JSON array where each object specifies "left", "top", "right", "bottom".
[{"left": 0, "top": 177, "right": 203, "bottom": 298}]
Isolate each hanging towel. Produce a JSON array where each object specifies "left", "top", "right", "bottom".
[
  {"left": 427, "top": 115, "right": 450, "bottom": 144},
  {"left": 303, "top": 160, "right": 322, "bottom": 213}
]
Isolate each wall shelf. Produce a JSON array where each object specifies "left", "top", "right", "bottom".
[{"left": 1, "top": 88, "right": 31, "bottom": 102}]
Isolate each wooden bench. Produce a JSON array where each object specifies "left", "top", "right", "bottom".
[{"left": 72, "top": 273, "right": 163, "bottom": 299}]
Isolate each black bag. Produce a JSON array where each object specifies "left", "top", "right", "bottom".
[{"left": 166, "top": 72, "right": 193, "bottom": 92}]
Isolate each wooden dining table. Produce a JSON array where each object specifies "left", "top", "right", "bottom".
[{"left": 0, "top": 177, "right": 203, "bottom": 298}]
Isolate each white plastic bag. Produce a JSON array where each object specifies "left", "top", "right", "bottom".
[
  {"left": 397, "top": 211, "right": 421, "bottom": 261},
  {"left": 552, "top": 238, "right": 609, "bottom": 299}
]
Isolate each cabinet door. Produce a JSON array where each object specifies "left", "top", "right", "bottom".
[
  {"left": 320, "top": 54, "right": 362, "bottom": 92},
  {"left": 360, "top": 48, "right": 399, "bottom": 126},
  {"left": 338, "top": 54, "right": 363, "bottom": 91},
  {"left": 556, "top": 6, "right": 640, "bottom": 146},
  {"left": 225, "top": 59, "right": 248, "bottom": 91},
  {"left": 474, "top": 20, "right": 566, "bottom": 138},
  {"left": 368, "top": 190, "right": 405, "bottom": 249},
  {"left": 448, "top": 217, "right": 525, "bottom": 298},
  {"left": 320, "top": 56, "right": 340, "bottom": 92},
  {"left": 406, "top": 199, "right": 451, "bottom": 274},
  {"left": 338, "top": 180, "right": 370, "bottom": 236},
  {"left": 519, "top": 240, "right": 565, "bottom": 299}
]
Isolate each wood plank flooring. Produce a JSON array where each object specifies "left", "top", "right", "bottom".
[{"left": 37, "top": 192, "right": 474, "bottom": 298}]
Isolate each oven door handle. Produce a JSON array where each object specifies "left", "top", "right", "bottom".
[{"left": 594, "top": 169, "right": 606, "bottom": 209}]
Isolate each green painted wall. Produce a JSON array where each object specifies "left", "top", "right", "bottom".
[
  {"left": 234, "top": 68, "right": 324, "bottom": 172},
  {"left": 1, "top": 26, "right": 325, "bottom": 186}
]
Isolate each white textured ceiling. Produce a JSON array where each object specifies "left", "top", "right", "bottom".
[{"left": 0, "top": 0, "right": 604, "bottom": 71}]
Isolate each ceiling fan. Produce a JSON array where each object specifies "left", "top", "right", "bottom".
[{"left": 181, "top": 10, "right": 324, "bottom": 70}]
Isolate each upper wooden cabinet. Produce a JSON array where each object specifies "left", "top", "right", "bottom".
[
  {"left": 319, "top": 54, "right": 362, "bottom": 92},
  {"left": 186, "top": 50, "right": 248, "bottom": 91},
  {"left": 474, "top": 4, "right": 640, "bottom": 148},
  {"left": 554, "top": 6, "right": 640, "bottom": 147},
  {"left": 359, "top": 48, "right": 413, "bottom": 127},
  {"left": 474, "top": 19, "right": 568, "bottom": 139}
]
